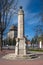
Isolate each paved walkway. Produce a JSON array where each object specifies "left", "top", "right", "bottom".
[
  {"left": 0, "top": 59, "right": 43, "bottom": 65},
  {"left": 0, "top": 50, "right": 43, "bottom": 65}
]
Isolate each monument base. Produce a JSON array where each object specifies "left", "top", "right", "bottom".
[{"left": 15, "top": 38, "right": 26, "bottom": 56}]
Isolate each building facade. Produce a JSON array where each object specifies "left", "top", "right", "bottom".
[
  {"left": 8, "top": 25, "right": 17, "bottom": 39},
  {"left": 7, "top": 25, "right": 17, "bottom": 46}
]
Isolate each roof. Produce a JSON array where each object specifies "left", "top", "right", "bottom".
[
  {"left": 26, "top": 40, "right": 31, "bottom": 44},
  {"left": 10, "top": 25, "right": 17, "bottom": 31}
]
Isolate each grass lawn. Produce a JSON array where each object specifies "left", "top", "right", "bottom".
[{"left": 28, "top": 48, "right": 43, "bottom": 52}]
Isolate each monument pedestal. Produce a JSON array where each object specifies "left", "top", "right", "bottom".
[
  {"left": 15, "top": 38, "right": 26, "bottom": 56},
  {"left": 18, "top": 38, "right": 26, "bottom": 56}
]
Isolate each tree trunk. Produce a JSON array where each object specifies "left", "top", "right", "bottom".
[{"left": 0, "top": 33, "right": 3, "bottom": 51}]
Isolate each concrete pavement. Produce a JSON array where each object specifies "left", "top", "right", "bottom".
[{"left": 0, "top": 50, "right": 43, "bottom": 65}]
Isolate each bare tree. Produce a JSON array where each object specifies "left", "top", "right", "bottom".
[{"left": 0, "top": 0, "right": 18, "bottom": 51}]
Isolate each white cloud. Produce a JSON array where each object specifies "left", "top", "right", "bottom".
[
  {"left": 28, "top": 17, "right": 40, "bottom": 25},
  {"left": 25, "top": 11, "right": 41, "bottom": 25}
]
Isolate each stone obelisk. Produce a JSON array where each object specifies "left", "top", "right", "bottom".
[
  {"left": 18, "top": 6, "right": 24, "bottom": 38},
  {"left": 15, "top": 6, "right": 26, "bottom": 56}
]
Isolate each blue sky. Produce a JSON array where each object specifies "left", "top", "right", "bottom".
[
  {"left": 17, "top": 0, "right": 42, "bottom": 40},
  {"left": 5, "top": 0, "right": 42, "bottom": 40}
]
